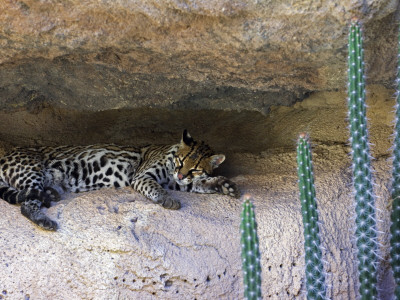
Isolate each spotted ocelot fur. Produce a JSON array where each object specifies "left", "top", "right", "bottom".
[{"left": 0, "top": 130, "right": 240, "bottom": 230}]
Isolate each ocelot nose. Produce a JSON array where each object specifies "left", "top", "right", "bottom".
[{"left": 177, "top": 173, "right": 184, "bottom": 180}]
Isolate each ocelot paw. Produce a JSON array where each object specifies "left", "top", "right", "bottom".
[
  {"left": 44, "top": 187, "right": 61, "bottom": 202},
  {"left": 40, "top": 187, "right": 61, "bottom": 207},
  {"left": 159, "top": 196, "right": 181, "bottom": 210},
  {"left": 216, "top": 177, "right": 241, "bottom": 198},
  {"left": 34, "top": 215, "right": 59, "bottom": 231},
  {"left": 21, "top": 200, "right": 59, "bottom": 231}
]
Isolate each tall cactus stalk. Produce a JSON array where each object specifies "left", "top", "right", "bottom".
[
  {"left": 390, "top": 23, "right": 400, "bottom": 299},
  {"left": 347, "top": 20, "right": 378, "bottom": 299},
  {"left": 240, "top": 194, "right": 262, "bottom": 300},
  {"left": 296, "top": 133, "right": 327, "bottom": 300}
]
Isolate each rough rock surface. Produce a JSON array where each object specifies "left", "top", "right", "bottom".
[
  {"left": 0, "top": 90, "right": 397, "bottom": 299},
  {"left": 0, "top": 0, "right": 398, "bottom": 114},
  {"left": 0, "top": 145, "right": 394, "bottom": 299}
]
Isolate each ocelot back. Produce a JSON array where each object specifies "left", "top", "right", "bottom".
[{"left": 0, "top": 130, "right": 240, "bottom": 230}]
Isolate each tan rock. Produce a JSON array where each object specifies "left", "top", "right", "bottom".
[{"left": 0, "top": 0, "right": 398, "bottom": 113}]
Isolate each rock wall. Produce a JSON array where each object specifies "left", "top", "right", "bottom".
[{"left": 0, "top": 0, "right": 398, "bottom": 116}]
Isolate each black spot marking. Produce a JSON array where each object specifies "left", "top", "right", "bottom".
[
  {"left": 51, "top": 161, "right": 63, "bottom": 170},
  {"left": 71, "top": 162, "right": 80, "bottom": 181},
  {"left": 93, "top": 175, "right": 98, "bottom": 184},
  {"left": 82, "top": 168, "right": 88, "bottom": 181},
  {"left": 117, "top": 164, "right": 123, "bottom": 171},
  {"left": 80, "top": 159, "right": 86, "bottom": 169},
  {"left": 155, "top": 168, "right": 161, "bottom": 179},
  {"left": 100, "top": 156, "right": 108, "bottom": 168},
  {"left": 103, "top": 178, "right": 110, "bottom": 183},
  {"left": 85, "top": 178, "right": 91, "bottom": 185},
  {"left": 93, "top": 161, "right": 100, "bottom": 172},
  {"left": 106, "top": 167, "right": 113, "bottom": 176},
  {"left": 114, "top": 172, "right": 123, "bottom": 181},
  {"left": 114, "top": 182, "right": 120, "bottom": 188},
  {"left": 146, "top": 172, "right": 158, "bottom": 182}
]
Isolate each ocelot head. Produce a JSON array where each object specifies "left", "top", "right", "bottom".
[{"left": 174, "top": 130, "right": 225, "bottom": 185}]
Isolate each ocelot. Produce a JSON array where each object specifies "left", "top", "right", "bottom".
[{"left": 0, "top": 130, "right": 240, "bottom": 230}]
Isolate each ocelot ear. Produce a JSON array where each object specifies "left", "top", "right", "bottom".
[
  {"left": 210, "top": 154, "right": 225, "bottom": 168},
  {"left": 181, "top": 129, "right": 194, "bottom": 146}
]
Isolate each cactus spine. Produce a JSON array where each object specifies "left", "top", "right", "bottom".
[
  {"left": 240, "top": 194, "right": 262, "bottom": 300},
  {"left": 390, "top": 23, "right": 400, "bottom": 299},
  {"left": 347, "top": 20, "right": 378, "bottom": 299},
  {"left": 296, "top": 133, "right": 327, "bottom": 300}
]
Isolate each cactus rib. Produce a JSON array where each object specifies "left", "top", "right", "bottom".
[
  {"left": 240, "top": 195, "right": 262, "bottom": 300},
  {"left": 390, "top": 23, "right": 400, "bottom": 299},
  {"left": 296, "top": 133, "right": 327, "bottom": 300},
  {"left": 347, "top": 20, "right": 378, "bottom": 299}
]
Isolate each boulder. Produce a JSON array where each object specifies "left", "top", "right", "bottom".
[{"left": 0, "top": 146, "right": 394, "bottom": 299}]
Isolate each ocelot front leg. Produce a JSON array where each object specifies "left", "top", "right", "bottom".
[
  {"left": 181, "top": 176, "right": 240, "bottom": 198},
  {"left": 21, "top": 185, "right": 60, "bottom": 230},
  {"left": 131, "top": 174, "right": 181, "bottom": 209},
  {"left": 0, "top": 178, "right": 60, "bottom": 231},
  {"left": 21, "top": 198, "right": 58, "bottom": 231}
]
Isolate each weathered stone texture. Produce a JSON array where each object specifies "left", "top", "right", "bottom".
[
  {"left": 0, "top": 140, "right": 394, "bottom": 299},
  {"left": 0, "top": 0, "right": 398, "bottom": 112}
]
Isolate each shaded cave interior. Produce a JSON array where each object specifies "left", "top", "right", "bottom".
[{"left": 0, "top": 57, "right": 394, "bottom": 180}]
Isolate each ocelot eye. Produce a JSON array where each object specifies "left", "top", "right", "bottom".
[{"left": 190, "top": 169, "right": 203, "bottom": 176}]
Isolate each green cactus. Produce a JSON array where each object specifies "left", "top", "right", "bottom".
[
  {"left": 296, "top": 133, "right": 327, "bottom": 300},
  {"left": 390, "top": 23, "right": 400, "bottom": 299},
  {"left": 240, "top": 194, "right": 262, "bottom": 300},
  {"left": 347, "top": 20, "right": 378, "bottom": 299}
]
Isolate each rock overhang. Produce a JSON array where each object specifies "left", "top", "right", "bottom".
[{"left": 0, "top": 1, "right": 398, "bottom": 116}]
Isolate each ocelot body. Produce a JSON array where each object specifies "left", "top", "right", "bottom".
[{"left": 0, "top": 130, "right": 240, "bottom": 230}]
